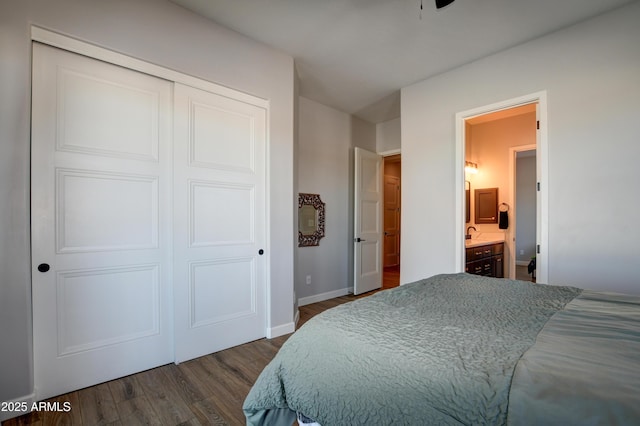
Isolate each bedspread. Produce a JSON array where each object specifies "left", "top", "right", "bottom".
[
  {"left": 508, "top": 290, "right": 640, "bottom": 425},
  {"left": 243, "top": 273, "right": 581, "bottom": 425}
]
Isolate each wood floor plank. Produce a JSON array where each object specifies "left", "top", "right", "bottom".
[
  {"left": 77, "top": 383, "right": 118, "bottom": 425},
  {"left": 175, "top": 418, "right": 204, "bottom": 426},
  {"left": 209, "top": 350, "right": 256, "bottom": 388},
  {"left": 200, "top": 355, "right": 250, "bottom": 405},
  {"left": 115, "top": 395, "right": 162, "bottom": 426},
  {"left": 229, "top": 342, "right": 277, "bottom": 378},
  {"left": 40, "top": 391, "right": 82, "bottom": 425},
  {"left": 179, "top": 357, "right": 247, "bottom": 424},
  {"left": 190, "top": 398, "right": 230, "bottom": 426},
  {"left": 162, "top": 363, "right": 207, "bottom": 406},
  {"left": 108, "top": 375, "right": 144, "bottom": 404},
  {"left": 172, "top": 361, "right": 217, "bottom": 400},
  {"left": 134, "top": 367, "right": 194, "bottom": 426},
  {"left": 1, "top": 414, "right": 42, "bottom": 426}
]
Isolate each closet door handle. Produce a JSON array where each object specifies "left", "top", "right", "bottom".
[{"left": 37, "top": 263, "right": 50, "bottom": 273}]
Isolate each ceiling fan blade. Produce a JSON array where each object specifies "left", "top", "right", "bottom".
[{"left": 435, "top": 0, "right": 455, "bottom": 9}]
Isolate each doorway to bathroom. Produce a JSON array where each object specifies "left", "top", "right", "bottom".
[{"left": 455, "top": 92, "right": 548, "bottom": 284}]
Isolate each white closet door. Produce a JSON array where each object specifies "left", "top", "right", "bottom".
[
  {"left": 173, "top": 83, "right": 267, "bottom": 363},
  {"left": 31, "top": 43, "right": 173, "bottom": 400}
]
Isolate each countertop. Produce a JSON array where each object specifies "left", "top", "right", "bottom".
[{"left": 465, "top": 234, "right": 505, "bottom": 248}]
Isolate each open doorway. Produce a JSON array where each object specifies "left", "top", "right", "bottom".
[
  {"left": 383, "top": 154, "right": 401, "bottom": 288},
  {"left": 511, "top": 146, "right": 537, "bottom": 281},
  {"left": 459, "top": 95, "right": 546, "bottom": 282}
]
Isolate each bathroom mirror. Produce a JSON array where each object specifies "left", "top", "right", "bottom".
[
  {"left": 465, "top": 181, "right": 471, "bottom": 223},
  {"left": 298, "top": 193, "right": 325, "bottom": 247},
  {"left": 475, "top": 187, "right": 498, "bottom": 224}
]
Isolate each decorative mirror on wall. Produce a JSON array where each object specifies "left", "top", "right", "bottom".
[
  {"left": 298, "top": 193, "right": 325, "bottom": 247},
  {"left": 465, "top": 181, "right": 471, "bottom": 223}
]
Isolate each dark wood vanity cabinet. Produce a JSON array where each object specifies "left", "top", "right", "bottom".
[{"left": 465, "top": 242, "right": 504, "bottom": 278}]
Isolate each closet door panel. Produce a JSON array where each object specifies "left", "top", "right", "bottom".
[
  {"left": 173, "top": 83, "right": 267, "bottom": 363},
  {"left": 31, "top": 43, "right": 173, "bottom": 400}
]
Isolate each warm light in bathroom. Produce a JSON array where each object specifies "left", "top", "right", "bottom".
[{"left": 465, "top": 161, "right": 478, "bottom": 174}]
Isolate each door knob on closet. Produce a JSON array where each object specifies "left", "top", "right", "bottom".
[{"left": 37, "top": 263, "right": 50, "bottom": 273}]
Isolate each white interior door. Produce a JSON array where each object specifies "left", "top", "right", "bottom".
[
  {"left": 173, "top": 83, "right": 267, "bottom": 363},
  {"left": 31, "top": 43, "right": 173, "bottom": 400},
  {"left": 354, "top": 147, "right": 383, "bottom": 295}
]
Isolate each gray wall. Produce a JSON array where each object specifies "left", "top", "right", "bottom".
[
  {"left": 297, "top": 97, "right": 351, "bottom": 301},
  {"left": 0, "top": 0, "right": 294, "bottom": 406},
  {"left": 376, "top": 117, "right": 401, "bottom": 153},
  {"left": 401, "top": 1, "right": 640, "bottom": 294},
  {"left": 296, "top": 96, "right": 376, "bottom": 304},
  {"left": 516, "top": 155, "right": 537, "bottom": 262}
]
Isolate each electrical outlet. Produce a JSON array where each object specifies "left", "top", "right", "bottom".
[
  {"left": 306, "top": 275, "right": 311, "bottom": 285},
  {"left": 519, "top": 249, "right": 524, "bottom": 255}
]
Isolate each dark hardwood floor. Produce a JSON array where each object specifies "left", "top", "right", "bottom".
[
  {"left": 2, "top": 295, "right": 361, "bottom": 426},
  {"left": 383, "top": 265, "right": 400, "bottom": 289}
]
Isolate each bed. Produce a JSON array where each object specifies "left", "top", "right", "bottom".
[{"left": 243, "top": 273, "right": 640, "bottom": 425}]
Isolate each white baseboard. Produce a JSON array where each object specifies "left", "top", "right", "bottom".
[
  {"left": 267, "top": 321, "right": 295, "bottom": 339},
  {"left": 516, "top": 260, "right": 530, "bottom": 266},
  {"left": 0, "top": 391, "right": 37, "bottom": 422},
  {"left": 294, "top": 309, "right": 300, "bottom": 327},
  {"left": 298, "top": 287, "right": 350, "bottom": 307}
]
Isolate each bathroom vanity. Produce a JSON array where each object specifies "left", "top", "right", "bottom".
[{"left": 465, "top": 240, "right": 504, "bottom": 278}]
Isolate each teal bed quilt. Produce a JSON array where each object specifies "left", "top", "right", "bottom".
[{"left": 243, "top": 273, "right": 640, "bottom": 425}]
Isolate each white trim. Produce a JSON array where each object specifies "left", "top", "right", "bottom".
[
  {"left": 298, "top": 287, "right": 350, "bottom": 307},
  {"left": 516, "top": 260, "right": 530, "bottom": 266},
  {"left": 508, "top": 144, "right": 536, "bottom": 279},
  {"left": 455, "top": 91, "right": 548, "bottom": 284},
  {"left": 263, "top": 100, "right": 273, "bottom": 343},
  {"left": 0, "top": 392, "right": 37, "bottom": 422},
  {"left": 267, "top": 322, "right": 295, "bottom": 339},
  {"left": 379, "top": 148, "right": 401, "bottom": 157},
  {"left": 294, "top": 308, "right": 300, "bottom": 327}
]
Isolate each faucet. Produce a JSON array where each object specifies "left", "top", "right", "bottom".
[{"left": 465, "top": 226, "right": 476, "bottom": 240}]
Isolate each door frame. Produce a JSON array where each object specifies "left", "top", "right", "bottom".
[
  {"left": 381, "top": 150, "right": 401, "bottom": 270},
  {"left": 455, "top": 92, "right": 548, "bottom": 284},
  {"left": 508, "top": 144, "right": 537, "bottom": 279}
]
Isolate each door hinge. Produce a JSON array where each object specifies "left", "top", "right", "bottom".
[
  {"left": 536, "top": 120, "right": 540, "bottom": 130},
  {"left": 537, "top": 244, "right": 540, "bottom": 254}
]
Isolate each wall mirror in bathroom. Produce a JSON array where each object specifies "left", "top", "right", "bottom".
[
  {"left": 298, "top": 193, "right": 325, "bottom": 247},
  {"left": 465, "top": 181, "right": 471, "bottom": 223},
  {"left": 475, "top": 187, "right": 498, "bottom": 224}
]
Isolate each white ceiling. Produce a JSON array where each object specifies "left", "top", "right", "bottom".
[{"left": 171, "top": 0, "right": 635, "bottom": 123}]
